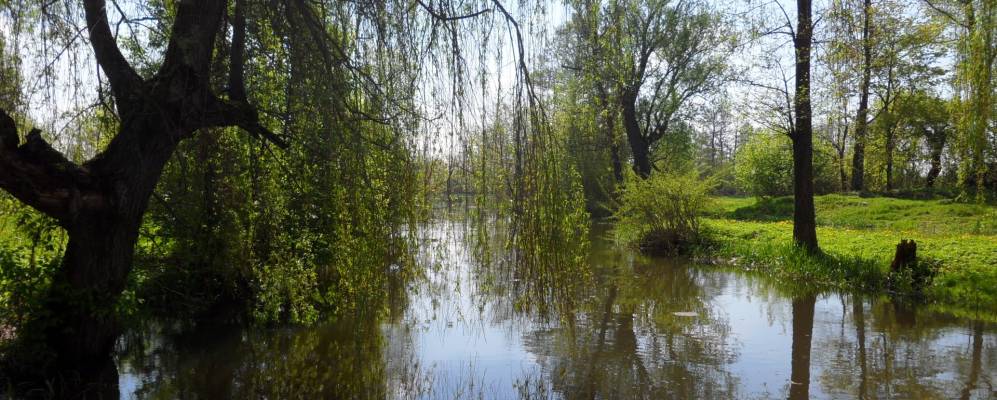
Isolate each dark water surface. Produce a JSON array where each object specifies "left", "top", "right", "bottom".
[{"left": 114, "top": 218, "right": 996, "bottom": 399}]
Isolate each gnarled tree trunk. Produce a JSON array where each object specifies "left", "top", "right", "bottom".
[{"left": 0, "top": 0, "right": 284, "bottom": 371}]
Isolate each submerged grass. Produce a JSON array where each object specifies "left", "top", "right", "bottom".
[{"left": 699, "top": 194, "right": 997, "bottom": 318}]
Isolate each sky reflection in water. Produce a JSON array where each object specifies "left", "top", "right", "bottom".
[{"left": 117, "top": 218, "right": 997, "bottom": 399}]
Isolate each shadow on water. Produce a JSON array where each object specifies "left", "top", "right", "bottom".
[{"left": 4, "top": 215, "right": 996, "bottom": 399}]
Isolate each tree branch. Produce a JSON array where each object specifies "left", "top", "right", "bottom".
[
  {"left": 229, "top": 0, "right": 248, "bottom": 103},
  {"left": 158, "top": 0, "right": 227, "bottom": 86},
  {"left": 83, "top": 0, "right": 143, "bottom": 112},
  {"left": 203, "top": 99, "right": 290, "bottom": 148},
  {"left": 0, "top": 109, "right": 107, "bottom": 223},
  {"left": 416, "top": 0, "right": 491, "bottom": 21}
]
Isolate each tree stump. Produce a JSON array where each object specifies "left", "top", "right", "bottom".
[{"left": 890, "top": 239, "right": 917, "bottom": 272}]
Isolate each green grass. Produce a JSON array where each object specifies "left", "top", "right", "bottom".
[
  {"left": 710, "top": 194, "right": 997, "bottom": 235},
  {"left": 701, "top": 194, "right": 997, "bottom": 318}
]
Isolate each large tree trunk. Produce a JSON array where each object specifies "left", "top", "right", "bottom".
[
  {"left": 850, "top": 0, "right": 873, "bottom": 192},
  {"left": 0, "top": 0, "right": 281, "bottom": 377},
  {"left": 44, "top": 216, "right": 142, "bottom": 364},
  {"left": 40, "top": 113, "right": 177, "bottom": 365},
  {"left": 621, "top": 96, "right": 652, "bottom": 178},
  {"left": 792, "top": 0, "right": 819, "bottom": 252}
]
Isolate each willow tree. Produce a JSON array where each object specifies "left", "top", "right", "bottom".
[
  {"left": 600, "top": 0, "right": 732, "bottom": 178},
  {"left": 0, "top": 0, "right": 294, "bottom": 365},
  {"left": 956, "top": 0, "right": 994, "bottom": 201},
  {"left": 925, "top": 0, "right": 996, "bottom": 200},
  {"left": 1, "top": 0, "right": 587, "bottom": 373}
]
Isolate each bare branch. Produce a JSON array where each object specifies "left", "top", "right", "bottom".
[
  {"left": 416, "top": 0, "right": 491, "bottom": 21},
  {"left": 922, "top": 0, "right": 968, "bottom": 28}
]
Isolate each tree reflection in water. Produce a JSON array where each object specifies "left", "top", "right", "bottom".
[
  {"left": 24, "top": 216, "right": 996, "bottom": 399},
  {"left": 789, "top": 295, "right": 816, "bottom": 400}
]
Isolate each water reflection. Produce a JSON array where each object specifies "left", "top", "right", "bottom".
[
  {"left": 789, "top": 295, "right": 816, "bottom": 400},
  {"left": 50, "top": 217, "right": 997, "bottom": 398},
  {"left": 117, "top": 318, "right": 397, "bottom": 399}
]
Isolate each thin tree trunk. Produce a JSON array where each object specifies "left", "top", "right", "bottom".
[
  {"left": 885, "top": 126, "right": 895, "bottom": 191},
  {"left": 838, "top": 126, "right": 849, "bottom": 191},
  {"left": 792, "top": 0, "right": 819, "bottom": 251},
  {"left": 851, "top": 0, "right": 873, "bottom": 192},
  {"left": 926, "top": 138, "right": 944, "bottom": 188}
]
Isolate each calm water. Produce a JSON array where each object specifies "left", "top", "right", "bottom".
[{"left": 114, "top": 218, "right": 996, "bottom": 399}]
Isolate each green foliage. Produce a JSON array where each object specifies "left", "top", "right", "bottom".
[
  {"left": 511, "top": 114, "right": 593, "bottom": 319},
  {"left": 0, "top": 198, "right": 63, "bottom": 331},
  {"left": 133, "top": 11, "right": 421, "bottom": 324},
  {"left": 614, "top": 170, "right": 713, "bottom": 254},
  {"left": 734, "top": 132, "right": 838, "bottom": 197},
  {"left": 651, "top": 121, "right": 697, "bottom": 173},
  {"left": 952, "top": 0, "right": 995, "bottom": 202},
  {"left": 734, "top": 133, "right": 793, "bottom": 197}
]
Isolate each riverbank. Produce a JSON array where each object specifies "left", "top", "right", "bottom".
[{"left": 698, "top": 194, "right": 997, "bottom": 319}]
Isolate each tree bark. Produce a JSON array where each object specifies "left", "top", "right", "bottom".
[
  {"left": 925, "top": 138, "right": 945, "bottom": 188},
  {"left": 44, "top": 213, "right": 145, "bottom": 364},
  {"left": 0, "top": 0, "right": 283, "bottom": 371},
  {"left": 792, "top": 0, "right": 819, "bottom": 252},
  {"left": 621, "top": 94, "right": 652, "bottom": 178},
  {"left": 885, "top": 125, "right": 895, "bottom": 191},
  {"left": 850, "top": 0, "right": 873, "bottom": 192}
]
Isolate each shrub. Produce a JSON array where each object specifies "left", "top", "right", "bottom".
[
  {"left": 734, "top": 132, "right": 838, "bottom": 197},
  {"left": 613, "top": 170, "right": 713, "bottom": 254}
]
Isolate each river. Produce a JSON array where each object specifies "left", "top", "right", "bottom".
[{"left": 114, "top": 216, "right": 996, "bottom": 399}]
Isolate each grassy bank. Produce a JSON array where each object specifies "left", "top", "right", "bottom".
[{"left": 700, "top": 194, "right": 997, "bottom": 317}]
